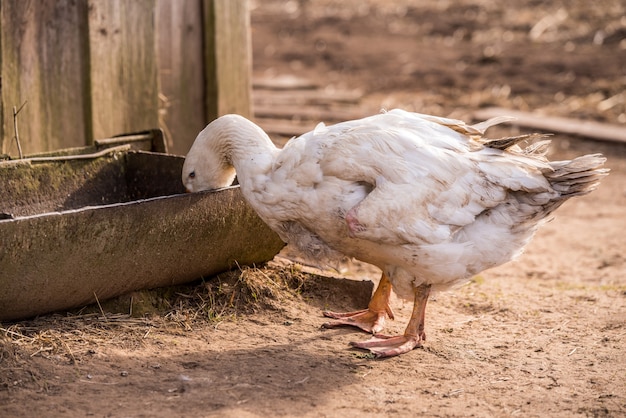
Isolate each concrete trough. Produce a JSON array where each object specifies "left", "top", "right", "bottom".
[{"left": 0, "top": 134, "right": 284, "bottom": 321}]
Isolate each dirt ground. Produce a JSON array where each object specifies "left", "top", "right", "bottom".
[{"left": 2, "top": 0, "right": 625, "bottom": 416}]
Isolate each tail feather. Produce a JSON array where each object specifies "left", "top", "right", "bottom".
[
  {"left": 471, "top": 116, "right": 517, "bottom": 133},
  {"left": 547, "top": 154, "right": 609, "bottom": 198},
  {"left": 482, "top": 133, "right": 550, "bottom": 151},
  {"left": 509, "top": 153, "right": 608, "bottom": 231}
]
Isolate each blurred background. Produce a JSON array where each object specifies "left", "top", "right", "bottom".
[
  {"left": 1, "top": 0, "right": 623, "bottom": 156},
  {"left": 251, "top": 0, "right": 625, "bottom": 144}
]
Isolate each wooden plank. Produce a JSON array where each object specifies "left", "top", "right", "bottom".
[
  {"left": 0, "top": 0, "right": 90, "bottom": 155},
  {"left": 203, "top": 0, "right": 252, "bottom": 120},
  {"left": 87, "top": 0, "right": 159, "bottom": 139},
  {"left": 156, "top": 0, "right": 206, "bottom": 155},
  {"left": 253, "top": 75, "right": 319, "bottom": 90},
  {"left": 254, "top": 104, "right": 368, "bottom": 123},
  {"left": 253, "top": 88, "right": 363, "bottom": 105},
  {"left": 474, "top": 107, "right": 626, "bottom": 144}
]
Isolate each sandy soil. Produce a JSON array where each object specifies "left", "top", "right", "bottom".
[{"left": 2, "top": 1, "right": 625, "bottom": 416}]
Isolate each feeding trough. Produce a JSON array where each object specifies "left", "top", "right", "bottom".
[{"left": 0, "top": 131, "right": 285, "bottom": 322}]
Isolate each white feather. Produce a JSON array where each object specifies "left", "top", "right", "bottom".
[{"left": 182, "top": 110, "right": 608, "bottom": 298}]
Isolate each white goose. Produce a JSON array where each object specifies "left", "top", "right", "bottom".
[{"left": 182, "top": 109, "right": 608, "bottom": 358}]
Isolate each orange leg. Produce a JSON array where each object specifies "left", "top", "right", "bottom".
[
  {"left": 350, "top": 283, "right": 431, "bottom": 358},
  {"left": 322, "top": 272, "right": 395, "bottom": 334}
]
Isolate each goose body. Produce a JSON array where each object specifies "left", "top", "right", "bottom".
[{"left": 183, "top": 109, "right": 607, "bottom": 357}]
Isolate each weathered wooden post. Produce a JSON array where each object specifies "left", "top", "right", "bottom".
[
  {"left": 0, "top": 0, "right": 91, "bottom": 154},
  {"left": 203, "top": 0, "right": 252, "bottom": 121},
  {"left": 156, "top": 0, "right": 206, "bottom": 155},
  {"left": 0, "top": 0, "right": 252, "bottom": 156},
  {"left": 87, "top": 0, "right": 160, "bottom": 141},
  {"left": 156, "top": 0, "right": 252, "bottom": 155}
]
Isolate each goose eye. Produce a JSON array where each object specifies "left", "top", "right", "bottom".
[{"left": 189, "top": 171, "right": 196, "bottom": 179}]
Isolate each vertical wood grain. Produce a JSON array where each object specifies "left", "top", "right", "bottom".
[
  {"left": 0, "top": 0, "right": 251, "bottom": 155},
  {"left": 156, "top": 0, "right": 205, "bottom": 155},
  {"left": 0, "top": 0, "right": 89, "bottom": 155},
  {"left": 203, "top": 0, "right": 252, "bottom": 121},
  {"left": 87, "top": 0, "right": 158, "bottom": 140}
]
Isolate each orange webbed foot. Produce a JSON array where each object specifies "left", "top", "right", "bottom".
[
  {"left": 322, "top": 308, "right": 391, "bottom": 334},
  {"left": 350, "top": 283, "right": 431, "bottom": 358},
  {"left": 321, "top": 272, "right": 395, "bottom": 334},
  {"left": 350, "top": 333, "right": 423, "bottom": 358}
]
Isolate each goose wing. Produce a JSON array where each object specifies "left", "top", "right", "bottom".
[{"left": 318, "top": 110, "right": 553, "bottom": 246}]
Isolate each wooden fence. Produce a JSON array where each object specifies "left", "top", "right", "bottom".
[{"left": 0, "top": 0, "right": 251, "bottom": 156}]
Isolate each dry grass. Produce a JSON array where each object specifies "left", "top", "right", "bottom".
[
  {"left": 0, "top": 262, "right": 373, "bottom": 395},
  {"left": 0, "top": 264, "right": 313, "bottom": 388}
]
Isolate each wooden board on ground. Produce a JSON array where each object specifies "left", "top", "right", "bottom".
[
  {"left": 253, "top": 76, "right": 368, "bottom": 142},
  {"left": 474, "top": 107, "right": 626, "bottom": 144}
]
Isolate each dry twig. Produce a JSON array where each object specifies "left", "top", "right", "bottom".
[{"left": 12, "top": 101, "right": 27, "bottom": 159}]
